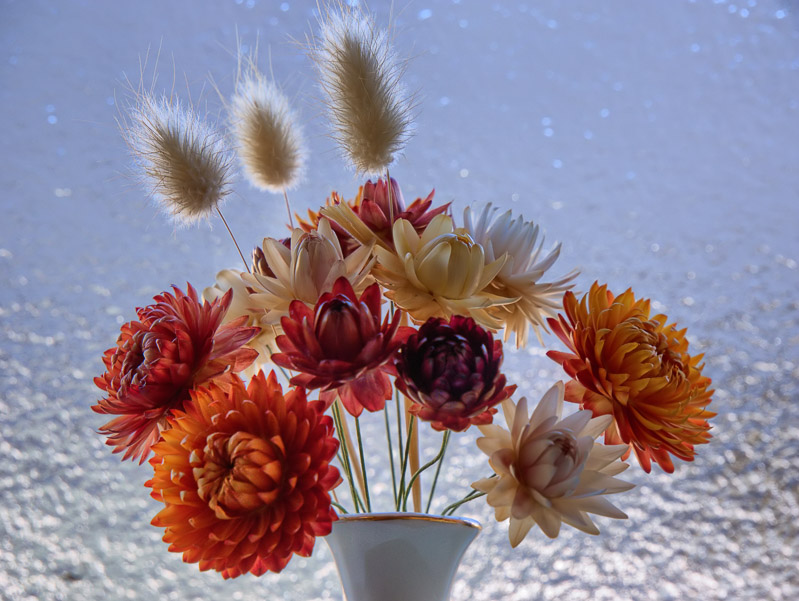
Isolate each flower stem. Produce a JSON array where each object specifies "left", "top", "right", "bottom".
[
  {"left": 332, "top": 406, "right": 364, "bottom": 513},
  {"left": 425, "top": 431, "right": 450, "bottom": 513},
  {"left": 330, "top": 501, "right": 349, "bottom": 514},
  {"left": 402, "top": 430, "right": 450, "bottom": 511},
  {"left": 404, "top": 395, "right": 422, "bottom": 512},
  {"left": 396, "top": 415, "right": 415, "bottom": 511},
  {"left": 442, "top": 490, "right": 486, "bottom": 516},
  {"left": 394, "top": 386, "right": 404, "bottom": 479},
  {"left": 354, "top": 416, "right": 372, "bottom": 512},
  {"left": 282, "top": 188, "right": 295, "bottom": 229},
  {"left": 335, "top": 449, "right": 361, "bottom": 513},
  {"left": 384, "top": 403, "right": 399, "bottom": 508},
  {"left": 386, "top": 167, "right": 394, "bottom": 223},
  {"left": 215, "top": 206, "right": 250, "bottom": 273},
  {"left": 334, "top": 399, "right": 368, "bottom": 510}
]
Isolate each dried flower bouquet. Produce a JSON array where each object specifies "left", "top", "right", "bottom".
[{"left": 92, "top": 3, "right": 715, "bottom": 579}]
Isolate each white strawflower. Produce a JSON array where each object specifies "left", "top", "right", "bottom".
[
  {"left": 464, "top": 203, "right": 577, "bottom": 347},
  {"left": 473, "top": 382, "right": 634, "bottom": 546}
]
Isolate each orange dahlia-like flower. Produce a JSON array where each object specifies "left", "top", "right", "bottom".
[
  {"left": 147, "top": 371, "right": 341, "bottom": 577},
  {"left": 92, "top": 285, "right": 259, "bottom": 463},
  {"left": 547, "top": 283, "right": 715, "bottom": 473}
]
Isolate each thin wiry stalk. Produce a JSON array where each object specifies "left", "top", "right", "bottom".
[
  {"left": 402, "top": 430, "right": 450, "bottom": 511},
  {"left": 333, "top": 411, "right": 363, "bottom": 513},
  {"left": 383, "top": 404, "right": 399, "bottom": 508},
  {"left": 442, "top": 490, "right": 486, "bottom": 517},
  {"left": 334, "top": 399, "right": 368, "bottom": 509},
  {"left": 215, "top": 207, "right": 250, "bottom": 273},
  {"left": 425, "top": 431, "right": 450, "bottom": 513},
  {"left": 396, "top": 415, "right": 415, "bottom": 510},
  {"left": 354, "top": 417, "right": 372, "bottom": 512}
]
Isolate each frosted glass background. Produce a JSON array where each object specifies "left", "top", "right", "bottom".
[{"left": 1, "top": 1, "right": 797, "bottom": 600}]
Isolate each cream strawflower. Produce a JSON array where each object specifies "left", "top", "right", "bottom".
[
  {"left": 203, "top": 269, "right": 280, "bottom": 377},
  {"left": 206, "top": 218, "right": 374, "bottom": 368},
  {"left": 464, "top": 204, "right": 577, "bottom": 348},
  {"left": 373, "top": 214, "right": 515, "bottom": 328},
  {"left": 473, "top": 382, "right": 634, "bottom": 546}
]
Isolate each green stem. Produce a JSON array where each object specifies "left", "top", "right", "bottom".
[
  {"left": 402, "top": 430, "right": 450, "bottom": 511},
  {"left": 425, "top": 431, "right": 451, "bottom": 513},
  {"left": 442, "top": 490, "right": 486, "bottom": 516},
  {"left": 330, "top": 501, "right": 349, "bottom": 514},
  {"left": 332, "top": 406, "right": 364, "bottom": 513},
  {"left": 384, "top": 404, "right": 398, "bottom": 508},
  {"left": 394, "top": 387, "right": 404, "bottom": 478},
  {"left": 354, "top": 417, "right": 372, "bottom": 512},
  {"left": 396, "top": 415, "right": 415, "bottom": 510}
]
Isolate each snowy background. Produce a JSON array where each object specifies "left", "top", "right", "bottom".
[{"left": 1, "top": 0, "right": 798, "bottom": 600}]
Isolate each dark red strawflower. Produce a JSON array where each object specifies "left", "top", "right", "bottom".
[
  {"left": 272, "top": 277, "right": 413, "bottom": 417},
  {"left": 92, "top": 284, "right": 259, "bottom": 463},
  {"left": 395, "top": 315, "right": 516, "bottom": 432}
]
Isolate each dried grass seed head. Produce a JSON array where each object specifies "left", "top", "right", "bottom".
[
  {"left": 123, "top": 93, "right": 234, "bottom": 225},
  {"left": 311, "top": 6, "right": 414, "bottom": 174},
  {"left": 229, "top": 64, "right": 307, "bottom": 193}
]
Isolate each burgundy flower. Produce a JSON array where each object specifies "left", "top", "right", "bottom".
[
  {"left": 272, "top": 277, "right": 413, "bottom": 417},
  {"left": 395, "top": 315, "right": 516, "bottom": 432},
  {"left": 92, "top": 284, "right": 259, "bottom": 463}
]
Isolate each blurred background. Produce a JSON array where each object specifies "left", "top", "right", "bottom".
[{"left": 1, "top": 1, "right": 798, "bottom": 599}]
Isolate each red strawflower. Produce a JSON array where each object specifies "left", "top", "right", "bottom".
[
  {"left": 92, "top": 284, "right": 259, "bottom": 463},
  {"left": 319, "top": 178, "right": 451, "bottom": 252},
  {"left": 272, "top": 277, "right": 413, "bottom": 417},
  {"left": 395, "top": 315, "right": 516, "bottom": 431},
  {"left": 147, "top": 371, "right": 340, "bottom": 577}
]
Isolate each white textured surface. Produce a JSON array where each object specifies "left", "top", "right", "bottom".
[{"left": 1, "top": 1, "right": 798, "bottom": 600}]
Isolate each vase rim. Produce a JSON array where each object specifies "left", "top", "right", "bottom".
[{"left": 333, "top": 512, "right": 482, "bottom": 531}]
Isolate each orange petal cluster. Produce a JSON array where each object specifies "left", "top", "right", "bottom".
[
  {"left": 547, "top": 282, "right": 715, "bottom": 473},
  {"left": 147, "top": 371, "right": 340, "bottom": 577}
]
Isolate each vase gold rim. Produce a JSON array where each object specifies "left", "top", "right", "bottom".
[{"left": 333, "top": 512, "right": 482, "bottom": 531}]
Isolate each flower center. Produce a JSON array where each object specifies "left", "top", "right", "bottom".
[
  {"left": 117, "top": 330, "right": 148, "bottom": 391},
  {"left": 516, "top": 428, "right": 584, "bottom": 496},
  {"left": 192, "top": 431, "right": 285, "bottom": 520},
  {"left": 422, "top": 335, "right": 475, "bottom": 396}
]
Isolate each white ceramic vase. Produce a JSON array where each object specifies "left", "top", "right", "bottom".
[{"left": 324, "top": 513, "right": 481, "bottom": 601}]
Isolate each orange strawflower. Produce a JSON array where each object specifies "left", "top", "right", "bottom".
[
  {"left": 547, "top": 283, "right": 715, "bottom": 473},
  {"left": 147, "top": 372, "right": 340, "bottom": 577}
]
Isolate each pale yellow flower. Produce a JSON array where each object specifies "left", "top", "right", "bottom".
[
  {"left": 373, "top": 214, "right": 515, "bottom": 328},
  {"left": 473, "top": 382, "right": 633, "bottom": 546},
  {"left": 248, "top": 218, "right": 374, "bottom": 322},
  {"left": 464, "top": 204, "right": 577, "bottom": 348}
]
